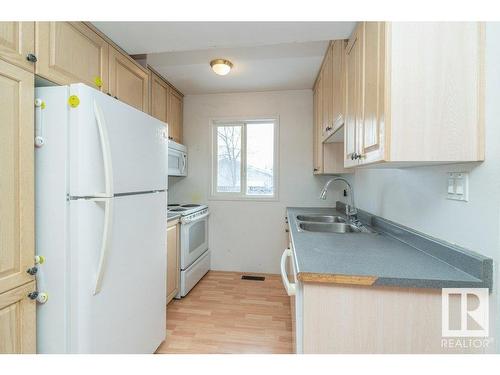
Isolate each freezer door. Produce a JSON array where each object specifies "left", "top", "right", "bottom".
[
  {"left": 67, "top": 192, "right": 167, "bottom": 353},
  {"left": 67, "top": 83, "right": 168, "bottom": 196}
]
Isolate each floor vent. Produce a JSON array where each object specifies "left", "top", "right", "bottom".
[{"left": 241, "top": 275, "right": 265, "bottom": 281}]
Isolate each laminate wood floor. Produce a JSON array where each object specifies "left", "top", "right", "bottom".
[{"left": 156, "top": 271, "right": 293, "bottom": 354}]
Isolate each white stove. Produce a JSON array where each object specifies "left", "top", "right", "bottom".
[{"left": 168, "top": 203, "right": 210, "bottom": 298}]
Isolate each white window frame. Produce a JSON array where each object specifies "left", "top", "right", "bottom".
[{"left": 210, "top": 116, "right": 280, "bottom": 201}]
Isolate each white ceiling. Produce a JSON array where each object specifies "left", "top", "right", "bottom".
[{"left": 92, "top": 22, "right": 356, "bottom": 95}]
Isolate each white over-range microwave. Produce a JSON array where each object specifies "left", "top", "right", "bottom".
[{"left": 168, "top": 140, "right": 187, "bottom": 176}]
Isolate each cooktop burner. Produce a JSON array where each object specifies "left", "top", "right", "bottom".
[{"left": 167, "top": 203, "right": 208, "bottom": 217}]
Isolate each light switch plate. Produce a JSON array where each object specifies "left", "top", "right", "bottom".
[{"left": 446, "top": 172, "right": 469, "bottom": 201}]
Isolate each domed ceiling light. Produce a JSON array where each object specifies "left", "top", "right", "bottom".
[{"left": 210, "top": 59, "right": 233, "bottom": 76}]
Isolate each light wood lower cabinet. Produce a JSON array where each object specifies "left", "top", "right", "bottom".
[
  {"left": 0, "top": 282, "right": 36, "bottom": 354},
  {"left": 109, "top": 46, "right": 150, "bottom": 112},
  {"left": 35, "top": 22, "right": 109, "bottom": 92},
  {"left": 0, "top": 22, "right": 35, "bottom": 72},
  {"left": 295, "top": 282, "right": 491, "bottom": 353},
  {"left": 166, "top": 220, "right": 180, "bottom": 304},
  {"left": 0, "top": 59, "right": 35, "bottom": 295}
]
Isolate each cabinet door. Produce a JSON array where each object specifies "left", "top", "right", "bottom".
[
  {"left": 35, "top": 22, "right": 108, "bottom": 91},
  {"left": 321, "top": 47, "right": 333, "bottom": 136},
  {"left": 166, "top": 223, "right": 179, "bottom": 303},
  {"left": 150, "top": 72, "right": 169, "bottom": 124},
  {"left": 109, "top": 46, "right": 150, "bottom": 112},
  {"left": 0, "top": 282, "right": 36, "bottom": 354},
  {"left": 331, "top": 40, "right": 346, "bottom": 131},
  {"left": 168, "top": 88, "right": 183, "bottom": 143},
  {"left": 0, "top": 60, "right": 35, "bottom": 295},
  {"left": 313, "top": 76, "right": 323, "bottom": 173},
  {"left": 0, "top": 22, "right": 35, "bottom": 72},
  {"left": 312, "top": 85, "right": 319, "bottom": 173},
  {"left": 360, "top": 22, "right": 386, "bottom": 164},
  {"left": 344, "top": 24, "right": 363, "bottom": 167}
]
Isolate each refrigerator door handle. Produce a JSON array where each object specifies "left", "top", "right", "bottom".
[
  {"left": 93, "top": 100, "right": 114, "bottom": 198},
  {"left": 93, "top": 198, "right": 114, "bottom": 295}
]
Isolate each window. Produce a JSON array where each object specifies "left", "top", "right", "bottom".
[{"left": 211, "top": 118, "right": 279, "bottom": 200}]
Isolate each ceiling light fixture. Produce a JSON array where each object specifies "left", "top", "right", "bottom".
[{"left": 210, "top": 59, "right": 233, "bottom": 76}]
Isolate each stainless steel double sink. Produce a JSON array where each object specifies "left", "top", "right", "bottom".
[{"left": 296, "top": 214, "right": 372, "bottom": 234}]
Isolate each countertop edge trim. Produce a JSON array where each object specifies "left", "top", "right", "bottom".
[{"left": 297, "top": 272, "right": 378, "bottom": 285}]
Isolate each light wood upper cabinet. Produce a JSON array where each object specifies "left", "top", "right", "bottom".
[
  {"left": 313, "top": 74, "right": 349, "bottom": 175},
  {"left": 360, "top": 22, "right": 385, "bottom": 164},
  {"left": 331, "top": 40, "right": 346, "bottom": 134},
  {"left": 150, "top": 71, "right": 169, "bottom": 123},
  {"left": 344, "top": 25, "right": 363, "bottom": 168},
  {"left": 166, "top": 221, "right": 180, "bottom": 304},
  {"left": 150, "top": 69, "right": 184, "bottom": 143},
  {"left": 313, "top": 75, "right": 323, "bottom": 173},
  {"left": 109, "top": 46, "right": 150, "bottom": 112},
  {"left": 321, "top": 48, "right": 332, "bottom": 136},
  {"left": 0, "top": 59, "right": 35, "bottom": 295},
  {"left": 0, "top": 22, "right": 35, "bottom": 72},
  {"left": 168, "top": 87, "right": 183, "bottom": 143},
  {"left": 345, "top": 22, "right": 484, "bottom": 167},
  {"left": 313, "top": 39, "right": 350, "bottom": 175},
  {"left": 0, "top": 282, "right": 36, "bottom": 354},
  {"left": 35, "top": 22, "right": 109, "bottom": 92},
  {"left": 321, "top": 40, "right": 347, "bottom": 142}
]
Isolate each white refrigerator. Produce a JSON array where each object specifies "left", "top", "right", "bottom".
[{"left": 35, "top": 84, "right": 168, "bottom": 353}]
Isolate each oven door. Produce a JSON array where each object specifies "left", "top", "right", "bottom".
[
  {"left": 180, "top": 213, "right": 209, "bottom": 269},
  {"left": 168, "top": 148, "right": 187, "bottom": 176}
]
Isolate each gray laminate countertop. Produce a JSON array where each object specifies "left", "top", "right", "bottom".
[{"left": 286, "top": 206, "right": 492, "bottom": 289}]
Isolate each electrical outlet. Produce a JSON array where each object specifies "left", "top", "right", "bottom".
[{"left": 446, "top": 172, "right": 469, "bottom": 201}]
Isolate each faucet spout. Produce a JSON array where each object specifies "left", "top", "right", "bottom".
[{"left": 319, "top": 177, "right": 357, "bottom": 223}]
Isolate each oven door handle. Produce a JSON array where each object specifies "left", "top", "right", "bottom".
[
  {"left": 181, "top": 212, "right": 210, "bottom": 224},
  {"left": 280, "top": 248, "right": 296, "bottom": 296}
]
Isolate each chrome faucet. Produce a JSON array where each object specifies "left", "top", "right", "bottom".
[{"left": 319, "top": 177, "right": 358, "bottom": 223}]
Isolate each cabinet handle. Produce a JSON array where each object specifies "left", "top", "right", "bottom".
[
  {"left": 326, "top": 126, "right": 332, "bottom": 132},
  {"left": 27, "top": 291, "right": 39, "bottom": 300},
  {"left": 26, "top": 53, "right": 37, "bottom": 63},
  {"left": 26, "top": 266, "right": 38, "bottom": 276},
  {"left": 27, "top": 291, "right": 48, "bottom": 304},
  {"left": 313, "top": 168, "right": 318, "bottom": 172}
]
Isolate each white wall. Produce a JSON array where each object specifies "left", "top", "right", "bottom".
[
  {"left": 169, "top": 90, "right": 343, "bottom": 274},
  {"left": 342, "top": 23, "right": 500, "bottom": 350}
]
